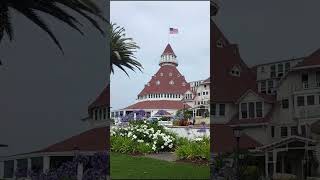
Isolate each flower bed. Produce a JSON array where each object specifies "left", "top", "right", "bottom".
[{"left": 111, "top": 121, "right": 177, "bottom": 154}]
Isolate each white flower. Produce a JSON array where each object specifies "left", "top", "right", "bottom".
[
  {"left": 195, "top": 137, "right": 203, "bottom": 142},
  {"left": 137, "top": 139, "right": 144, "bottom": 143},
  {"left": 169, "top": 144, "right": 173, "bottom": 148},
  {"left": 161, "top": 146, "right": 164, "bottom": 149}
]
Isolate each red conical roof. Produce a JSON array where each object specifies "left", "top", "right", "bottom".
[
  {"left": 138, "top": 65, "right": 190, "bottom": 96},
  {"left": 162, "top": 44, "right": 176, "bottom": 56}
]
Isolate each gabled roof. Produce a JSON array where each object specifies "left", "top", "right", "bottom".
[
  {"left": 88, "top": 85, "right": 109, "bottom": 110},
  {"left": 20, "top": 127, "right": 110, "bottom": 154},
  {"left": 162, "top": 44, "right": 176, "bottom": 56},
  {"left": 125, "top": 100, "right": 191, "bottom": 110},
  {"left": 236, "top": 89, "right": 275, "bottom": 104},
  {"left": 211, "top": 21, "right": 258, "bottom": 103},
  {"left": 138, "top": 65, "right": 190, "bottom": 96},
  {"left": 293, "top": 48, "right": 320, "bottom": 69},
  {"left": 211, "top": 124, "right": 261, "bottom": 153}
]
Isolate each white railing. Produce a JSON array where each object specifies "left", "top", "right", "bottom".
[
  {"left": 295, "top": 82, "right": 320, "bottom": 91},
  {"left": 296, "top": 107, "right": 320, "bottom": 119}
]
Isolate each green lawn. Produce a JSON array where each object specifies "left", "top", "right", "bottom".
[{"left": 111, "top": 152, "right": 210, "bottom": 179}]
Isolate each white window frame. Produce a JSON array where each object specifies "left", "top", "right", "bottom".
[{"left": 239, "top": 101, "right": 264, "bottom": 119}]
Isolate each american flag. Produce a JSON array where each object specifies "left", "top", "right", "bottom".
[{"left": 169, "top": 28, "right": 178, "bottom": 34}]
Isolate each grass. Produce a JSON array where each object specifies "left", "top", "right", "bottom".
[{"left": 111, "top": 152, "right": 210, "bottom": 179}]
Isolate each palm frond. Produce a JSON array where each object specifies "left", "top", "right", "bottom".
[
  {"left": 0, "top": 0, "right": 106, "bottom": 53},
  {"left": 110, "top": 23, "right": 143, "bottom": 76}
]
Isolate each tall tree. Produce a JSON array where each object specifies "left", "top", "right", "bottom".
[
  {"left": 110, "top": 23, "right": 143, "bottom": 76},
  {"left": 0, "top": 0, "right": 106, "bottom": 55}
]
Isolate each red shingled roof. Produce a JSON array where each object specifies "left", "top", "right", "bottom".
[
  {"left": 125, "top": 100, "right": 191, "bottom": 110},
  {"left": 88, "top": 85, "right": 109, "bottom": 110},
  {"left": 138, "top": 65, "right": 190, "bottom": 96},
  {"left": 37, "top": 127, "right": 109, "bottom": 153},
  {"left": 211, "top": 124, "right": 261, "bottom": 153},
  {"left": 162, "top": 44, "right": 176, "bottom": 56},
  {"left": 211, "top": 21, "right": 274, "bottom": 103},
  {"left": 295, "top": 48, "right": 320, "bottom": 68}
]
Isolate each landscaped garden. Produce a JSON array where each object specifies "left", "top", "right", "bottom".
[{"left": 110, "top": 110, "right": 210, "bottom": 179}]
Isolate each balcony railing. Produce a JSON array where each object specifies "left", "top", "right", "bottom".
[
  {"left": 295, "top": 107, "right": 320, "bottom": 119},
  {"left": 294, "top": 82, "right": 320, "bottom": 91}
]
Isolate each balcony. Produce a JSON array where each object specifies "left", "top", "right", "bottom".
[
  {"left": 295, "top": 107, "right": 320, "bottom": 119},
  {"left": 294, "top": 82, "right": 320, "bottom": 92}
]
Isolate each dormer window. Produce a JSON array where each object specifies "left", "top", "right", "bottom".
[
  {"left": 216, "top": 38, "right": 224, "bottom": 48},
  {"left": 169, "top": 80, "right": 174, "bottom": 85},
  {"left": 160, "top": 73, "right": 163, "bottom": 76},
  {"left": 230, "top": 65, "right": 241, "bottom": 77},
  {"left": 169, "top": 73, "right": 173, "bottom": 76},
  {"left": 156, "top": 80, "right": 160, "bottom": 85},
  {"left": 240, "top": 101, "right": 263, "bottom": 119}
]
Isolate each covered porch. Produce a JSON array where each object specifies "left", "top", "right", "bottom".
[
  {"left": 192, "top": 105, "right": 210, "bottom": 124},
  {"left": 258, "top": 136, "right": 317, "bottom": 179}
]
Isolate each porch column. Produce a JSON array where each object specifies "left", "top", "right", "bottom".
[
  {"left": 77, "top": 163, "right": 83, "bottom": 180},
  {"left": 273, "top": 150, "right": 277, "bottom": 175},
  {"left": 13, "top": 159, "right": 17, "bottom": 178},
  {"left": 265, "top": 151, "right": 269, "bottom": 178},
  {"left": 27, "top": 158, "right": 32, "bottom": 177},
  {"left": 0, "top": 161, "right": 4, "bottom": 179},
  {"left": 281, "top": 155, "right": 285, "bottom": 173},
  {"left": 43, "top": 156, "right": 50, "bottom": 173}
]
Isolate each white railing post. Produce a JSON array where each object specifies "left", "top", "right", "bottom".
[
  {"left": 43, "top": 156, "right": 50, "bottom": 173},
  {"left": 77, "top": 163, "right": 83, "bottom": 180}
]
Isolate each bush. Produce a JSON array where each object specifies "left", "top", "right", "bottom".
[
  {"left": 111, "top": 121, "right": 177, "bottom": 153},
  {"left": 175, "top": 136, "right": 210, "bottom": 160},
  {"left": 242, "top": 166, "right": 260, "bottom": 180}
]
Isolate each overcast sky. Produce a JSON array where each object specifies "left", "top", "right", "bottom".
[
  {"left": 213, "top": 0, "right": 320, "bottom": 66},
  {"left": 110, "top": 1, "right": 210, "bottom": 110},
  {"left": 0, "top": 1, "right": 108, "bottom": 156}
]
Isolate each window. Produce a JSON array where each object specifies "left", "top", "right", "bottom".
[
  {"left": 302, "top": 72, "right": 308, "bottom": 82},
  {"left": 198, "top": 93, "right": 200, "bottom": 96},
  {"left": 241, "top": 103, "right": 248, "bottom": 118},
  {"left": 204, "top": 85, "right": 207, "bottom": 88},
  {"left": 271, "top": 126, "right": 275, "bottom": 138},
  {"left": 285, "top": 62, "right": 290, "bottom": 73},
  {"left": 103, "top": 108, "right": 106, "bottom": 119},
  {"left": 4, "top": 160, "right": 14, "bottom": 178},
  {"left": 261, "top": 81, "right": 266, "bottom": 93},
  {"left": 307, "top": 95, "right": 315, "bottom": 105},
  {"left": 256, "top": 102, "right": 263, "bottom": 117},
  {"left": 160, "top": 73, "right": 163, "bottom": 76},
  {"left": 156, "top": 80, "right": 160, "bottom": 85},
  {"left": 281, "top": 127, "right": 288, "bottom": 137},
  {"left": 316, "top": 71, "right": 320, "bottom": 83},
  {"left": 206, "top": 91, "right": 209, "bottom": 95},
  {"left": 99, "top": 109, "right": 102, "bottom": 120},
  {"left": 169, "top": 80, "right": 174, "bottom": 85},
  {"left": 278, "top": 64, "right": 284, "bottom": 77},
  {"left": 261, "top": 66, "right": 265, "bottom": 73},
  {"left": 291, "top": 126, "right": 298, "bottom": 136},
  {"left": 169, "top": 73, "right": 172, "bottom": 76},
  {"left": 249, "top": 102, "right": 255, "bottom": 118},
  {"left": 297, "top": 96, "right": 305, "bottom": 106},
  {"left": 198, "top": 101, "right": 200, "bottom": 105},
  {"left": 268, "top": 80, "right": 274, "bottom": 94},
  {"left": 282, "top": 99, "right": 289, "bottom": 109},
  {"left": 94, "top": 109, "right": 98, "bottom": 120},
  {"left": 270, "top": 65, "right": 276, "bottom": 78},
  {"left": 219, "top": 104, "right": 225, "bottom": 116},
  {"left": 301, "top": 125, "right": 306, "bottom": 137},
  {"left": 203, "top": 92, "right": 205, "bottom": 95},
  {"left": 212, "top": 104, "right": 216, "bottom": 115}
]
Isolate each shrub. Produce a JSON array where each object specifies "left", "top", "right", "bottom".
[
  {"left": 111, "top": 120, "right": 177, "bottom": 153},
  {"left": 175, "top": 136, "right": 210, "bottom": 160}
]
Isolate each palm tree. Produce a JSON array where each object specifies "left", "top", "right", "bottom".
[
  {"left": 211, "top": 0, "right": 219, "bottom": 16},
  {"left": 110, "top": 23, "right": 143, "bottom": 76},
  {"left": 0, "top": 0, "right": 105, "bottom": 54}
]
